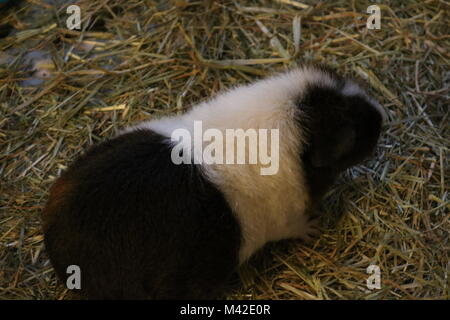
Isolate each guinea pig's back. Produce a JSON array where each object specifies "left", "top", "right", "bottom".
[{"left": 42, "top": 129, "right": 241, "bottom": 299}]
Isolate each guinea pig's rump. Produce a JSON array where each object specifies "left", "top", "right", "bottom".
[{"left": 42, "top": 129, "right": 241, "bottom": 299}]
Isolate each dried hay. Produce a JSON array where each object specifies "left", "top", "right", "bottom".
[{"left": 0, "top": 0, "right": 448, "bottom": 299}]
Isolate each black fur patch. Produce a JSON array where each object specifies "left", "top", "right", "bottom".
[
  {"left": 298, "top": 84, "right": 383, "bottom": 202},
  {"left": 42, "top": 129, "right": 241, "bottom": 299}
]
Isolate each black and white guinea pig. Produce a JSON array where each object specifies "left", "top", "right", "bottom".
[{"left": 42, "top": 65, "right": 384, "bottom": 299}]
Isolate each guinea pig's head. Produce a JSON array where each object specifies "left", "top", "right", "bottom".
[{"left": 297, "top": 67, "right": 385, "bottom": 202}]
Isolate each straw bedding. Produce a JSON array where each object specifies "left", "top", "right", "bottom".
[{"left": 0, "top": 0, "right": 448, "bottom": 299}]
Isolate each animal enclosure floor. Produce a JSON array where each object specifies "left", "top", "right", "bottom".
[{"left": 0, "top": 0, "right": 448, "bottom": 300}]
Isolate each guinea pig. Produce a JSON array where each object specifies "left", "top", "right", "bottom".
[{"left": 42, "top": 65, "right": 385, "bottom": 299}]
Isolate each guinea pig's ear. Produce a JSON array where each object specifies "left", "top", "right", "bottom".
[{"left": 309, "top": 125, "right": 356, "bottom": 168}]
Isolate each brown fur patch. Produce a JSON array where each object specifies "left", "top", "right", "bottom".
[{"left": 42, "top": 174, "right": 76, "bottom": 232}]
